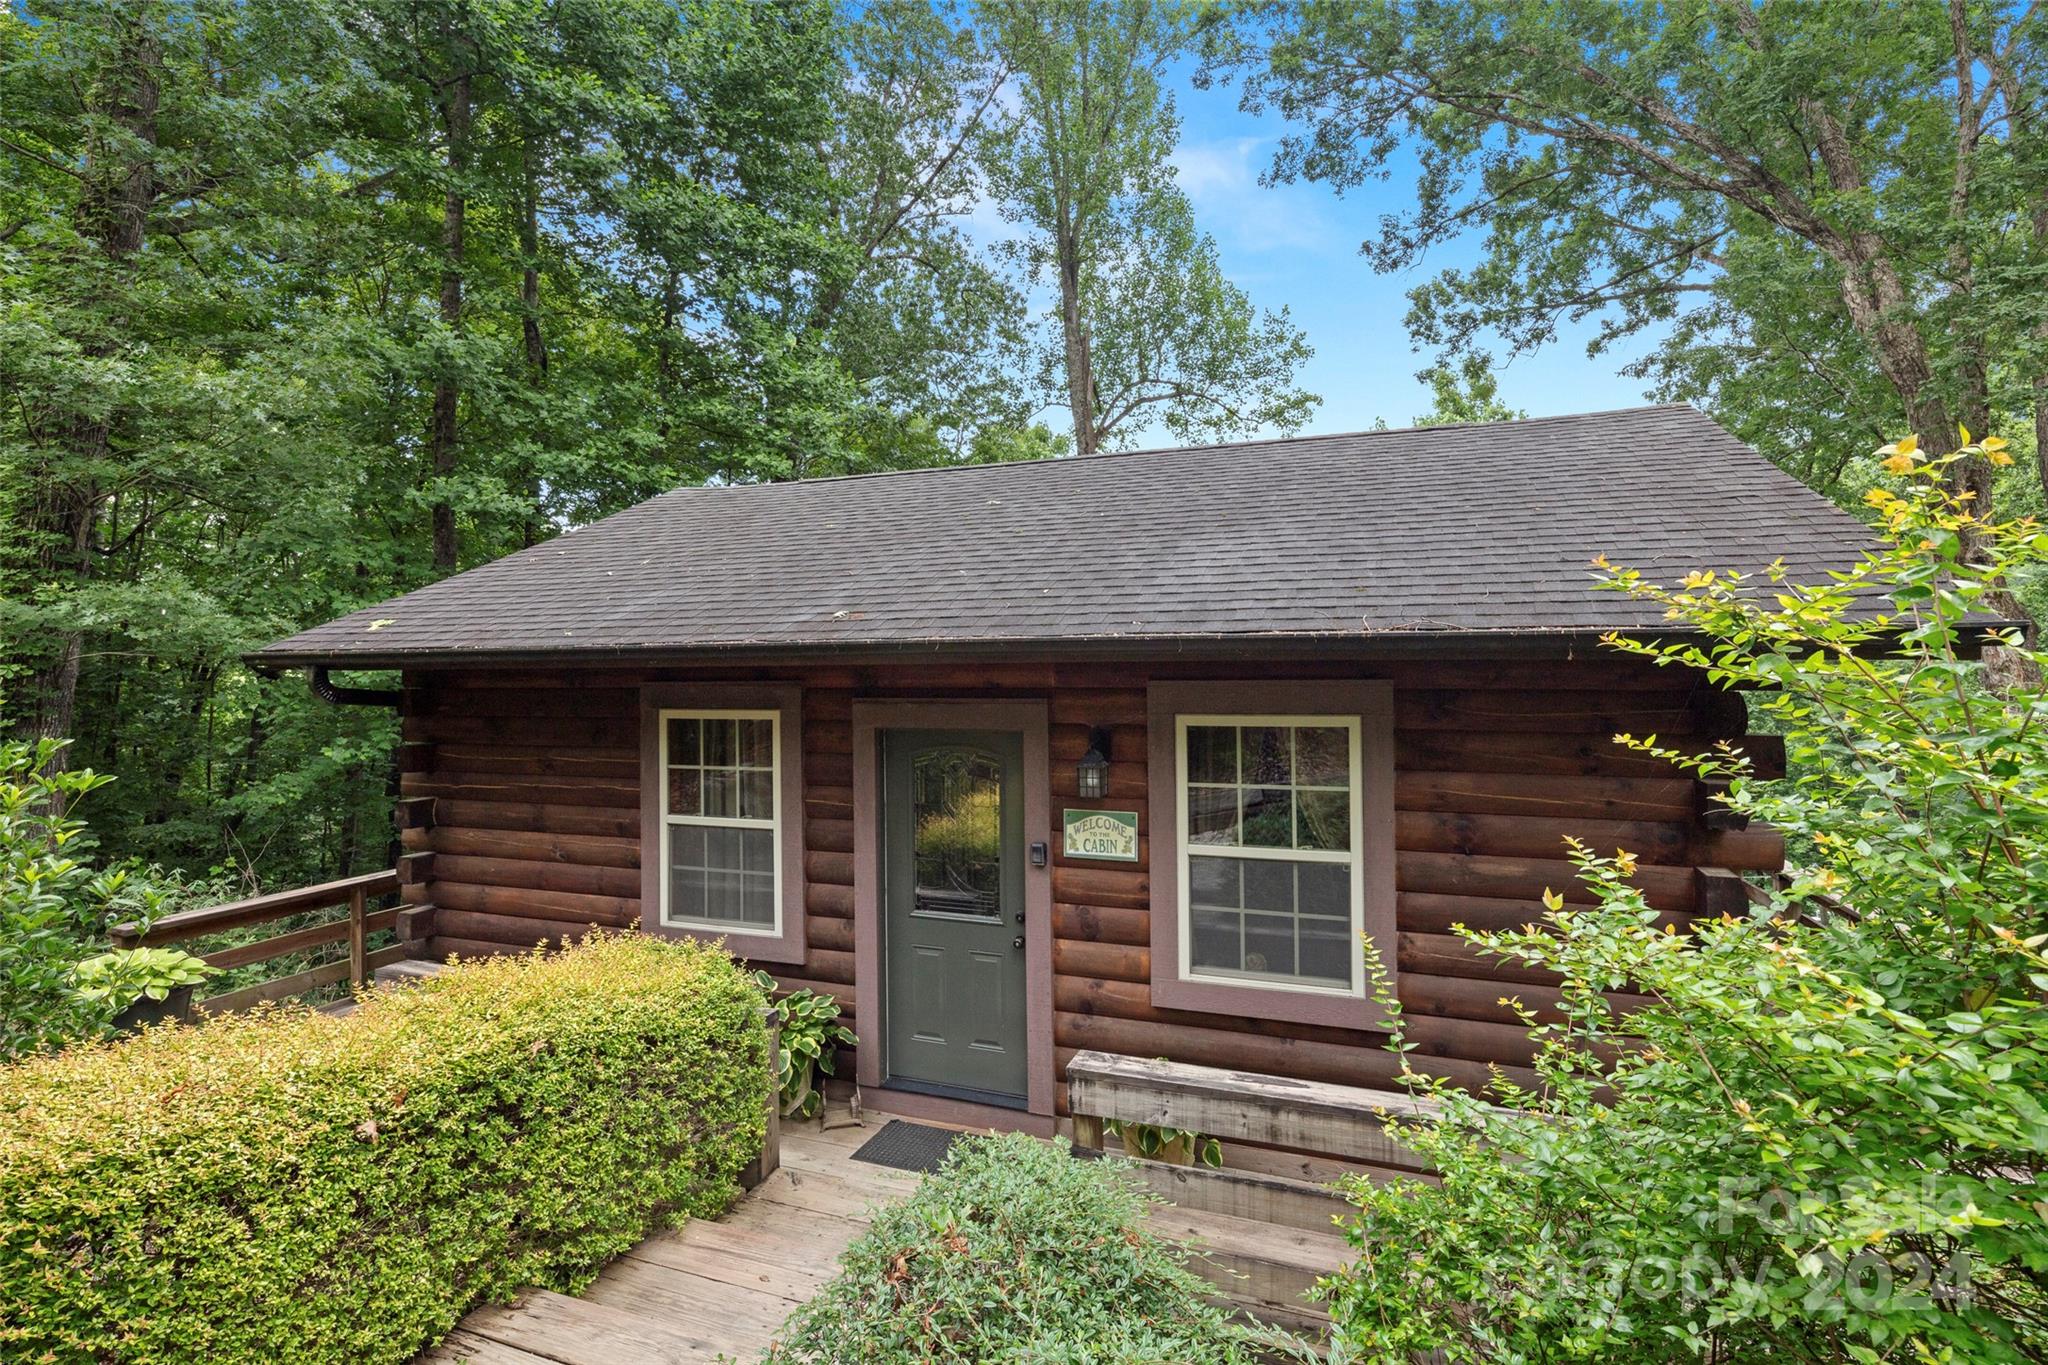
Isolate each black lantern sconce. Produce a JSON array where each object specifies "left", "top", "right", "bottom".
[{"left": 1076, "top": 727, "right": 1112, "bottom": 799}]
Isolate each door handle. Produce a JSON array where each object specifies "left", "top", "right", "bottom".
[{"left": 1013, "top": 935, "right": 1025, "bottom": 949}]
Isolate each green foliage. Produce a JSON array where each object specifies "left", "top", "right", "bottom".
[
  {"left": 1317, "top": 436, "right": 2048, "bottom": 1362},
  {"left": 0, "top": 932, "right": 769, "bottom": 1364},
  {"left": 68, "top": 946, "right": 213, "bottom": 1010},
  {"left": 0, "top": 739, "right": 116, "bottom": 1059},
  {"left": 1103, "top": 1119, "right": 1222, "bottom": 1169},
  {"left": 1238, "top": 1, "right": 2048, "bottom": 505},
  {"left": 752, "top": 970, "right": 856, "bottom": 1121},
  {"left": 981, "top": 0, "right": 1318, "bottom": 453},
  {"left": 0, "top": 0, "right": 1067, "bottom": 895},
  {"left": 766, "top": 1132, "right": 1298, "bottom": 1363},
  {"left": 1412, "top": 355, "right": 1524, "bottom": 428}
]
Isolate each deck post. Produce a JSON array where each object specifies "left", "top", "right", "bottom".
[
  {"left": 1071, "top": 1113, "right": 1103, "bottom": 1154},
  {"left": 347, "top": 887, "right": 368, "bottom": 987}
]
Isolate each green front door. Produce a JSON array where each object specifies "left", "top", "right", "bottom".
[{"left": 882, "top": 728, "right": 1029, "bottom": 1104}]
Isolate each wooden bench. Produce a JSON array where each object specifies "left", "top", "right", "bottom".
[{"left": 1066, "top": 1050, "right": 1446, "bottom": 1332}]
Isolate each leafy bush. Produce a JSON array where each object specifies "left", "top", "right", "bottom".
[
  {"left": 0, "top": 738, "right": 116, "bottom": 1058},
  {"left": 1319, "top": 435, "right": 2048, "bottom": 1362},
  {"left": 767, "top": 1132, "right": 1299, "bottom": 1363},
  {"left": 0, "top": 932, "right": 770, "bottom": 1364}
]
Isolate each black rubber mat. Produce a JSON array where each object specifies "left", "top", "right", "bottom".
[{"left": 849, "top": 1119, "right": 960, "bottom": 1173}]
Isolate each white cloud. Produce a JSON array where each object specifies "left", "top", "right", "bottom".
[{"left": 1169, "top": 136, "right": 1335, "bottom": 255}]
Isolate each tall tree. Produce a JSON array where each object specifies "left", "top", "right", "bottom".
[
  {"left": 1240, "top": 1, "right": 2048, "bottom": 500},
  {"left": 0, "top": 0, "right": 359, "bottom": 772},
  {"left": 982, "top": 0, "right": 1316, "bottom": 453},
  {"left": 0, "top": 0, "right": 1065, "bottom": 886}
]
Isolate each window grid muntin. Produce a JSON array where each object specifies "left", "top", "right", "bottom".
[
  {"left": 1177, "top": 715, "right": 1366, "bottom": 998},
  {"left": 660, "top": 708, "right": 781, "bottom": 936}
]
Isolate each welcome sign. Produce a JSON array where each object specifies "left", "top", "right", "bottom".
[{"left": 1061, "top": 809, "right": 1140, "bottom": 862}]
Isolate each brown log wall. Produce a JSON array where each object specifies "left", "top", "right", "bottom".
[{"left": 394, "top": 657, "right": 1783, "bottom": 1101}]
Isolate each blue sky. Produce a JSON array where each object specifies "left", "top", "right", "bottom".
[{"left": 1153, "top": 64, "right": 1667, "bottom": 441}]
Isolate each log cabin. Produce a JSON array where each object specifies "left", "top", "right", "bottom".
[{"left": 248, "top": 405, "right": 1874, "bottom": 1136}]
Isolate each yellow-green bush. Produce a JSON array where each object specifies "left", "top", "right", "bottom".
[{"left": 0, "top": 932, "right": 769, "bottom": 1364}]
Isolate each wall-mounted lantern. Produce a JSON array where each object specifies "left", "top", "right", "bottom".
[{"left": 1076, "top": 727, "right": 1112, "bottom": 800}]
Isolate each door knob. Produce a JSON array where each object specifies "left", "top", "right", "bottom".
[{"left": 1013, "top": 935, "right": 1025, "bottom": 949}]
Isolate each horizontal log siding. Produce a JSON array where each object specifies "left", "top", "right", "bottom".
[{"left": 398, "top": 657, "right": 1779, "bottom": 1099}]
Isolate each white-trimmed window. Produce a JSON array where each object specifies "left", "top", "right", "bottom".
[
  {"left": 659, "top": 709, "right": 781, "bottom": 934},
  {"left": 1175, "top": 716, "right": 1364, "bottom": 996}
]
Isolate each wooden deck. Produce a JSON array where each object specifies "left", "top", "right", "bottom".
[
  {"left": 421, "top": 1122, "right": 920, "bottom": 1364},
  {"left": 418, "top": 1116, "right": 1345, "bottom": 1364}
]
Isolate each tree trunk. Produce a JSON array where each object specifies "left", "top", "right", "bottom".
[
  {"left": 13, "top": 17, "right": 162, "bottom": 774},
  {"left": 428, "top": 65, "right": 472, "bottom": 575},
  {"left": 1056, "top": 215, "right": 1097, "bottom": 455},
  {"left": 2033, "top": 198, "right": 2048, "bottom": 509},
  {"left": 519, "top": 130, "right": 545, "bottom": 548}
]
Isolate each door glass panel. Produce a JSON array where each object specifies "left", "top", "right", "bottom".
[{"left": 910, "top": 747, "right": 1003, "bottom": 918}]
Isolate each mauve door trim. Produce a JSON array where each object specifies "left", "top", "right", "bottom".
[{"left": 851, "top": 698, "right": 1055, "bottom": 1118}]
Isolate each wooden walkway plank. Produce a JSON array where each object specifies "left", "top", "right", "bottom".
[
  {"left": 417, "top": 1329, "right": 561, "bottom": 1365},
  {"left": 419, "top": 1116, "right": 1334, "bottom": 1365},
  {"left": 578, "top": 1256, "right": 793, "bottom": 1348},
  {"left": 455, "top": 1290, "right": 729, "bottom": 1365}
]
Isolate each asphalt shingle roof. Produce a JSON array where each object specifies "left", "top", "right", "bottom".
[{"left": 250, "top": 405, "right": 1881, "bottom": 667}]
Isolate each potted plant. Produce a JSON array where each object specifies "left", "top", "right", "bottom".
[
  {"left": 752, "top": 970, "right": 857, "bottom": 1120},
  {"left": 72, "top": 947, "right": 217, "bottom": 1033}
]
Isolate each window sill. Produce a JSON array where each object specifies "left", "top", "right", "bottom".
[
  {"left": 644, "top": 918, "right": 809, "bottom": 966},
  {"left": 1151, "top": 971, "right": 1391, "bottom": 1030}
]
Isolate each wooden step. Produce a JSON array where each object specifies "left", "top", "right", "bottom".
[
  {"left": 1147, "top": 1201, "right": 1349, "bottom": 1324},
  {"left": 374, "top": 958, "right": 446, "bottom": 986}
]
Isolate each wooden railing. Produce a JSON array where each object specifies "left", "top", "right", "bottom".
[{"left": 109, "top": 868, "right": 409, "bottom": 1014}]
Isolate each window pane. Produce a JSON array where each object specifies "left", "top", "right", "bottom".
[
  {"left": 739, "top": 826, "right": 775, "bottom": 876},
  {"left": 1243, "top": 726, "right": 1290, "bottom": 785},
  {"left": 671, "top": 823, "right": 707, "bottom": 869},
  {"left": 670, "top": 863, "right": 706, "bottom": 922},
  {"left": 739, "top": 770, "right": 774, "bottom": 821},
  {"left": 910, "top": 747, "right": 1003, "bottom": 918},
  {"left": 1240, "top": 788, "right": 1293, "bottom": 848},
  {"left": 668, "top": 717, "right": 700, "bottom": 766},
  {"left": 705, "top": 868, "right": 744, "bottom": 922},
  {"left": 1298, "top": 918, "right": 1353, "bottom": 987},
  {"left": 1298, "top": 861, "right": 1350, "bottom": 918},
  {"left": 1190, "top": 908, "right": 1241, "bottom": 974},
  {"left": 1187, "top": 787, "right": 1239, "bottom": 845},
  {"left": 738, "top": 718, "right": 774, "bottom": 769},
  {"left": 1242, "top": 858, "right": 1293, "bottom": 914},
  {"left": 702, "top": 769, "right": 737, "bottom": 819},
  {"left": 1186, "top": 726, "right": 1237, "bottom": 784},
  {"left": 741, "top": 873, "right": 775, "bottom": 926},
  {"left": 1297, "top": 789, "right": 1350, "bottom": 851},
  {"left": 1296, "top": 726, "right": 1349, "bottom": 786},
  {"left": 667, "top": 767, "right": 701, "bottom": 817},
  {"left": 1188, "top": 854, "right": 1240, "bottom": 910},
  {"left": 703, "top": 717, "right": 736, "bottom": 767},
  {"left": 1243, "top": 914, "right": 1296, "bottom": 979},
  {"left": 1186, "top": 854, "right": 1354, "bottom": 989}
]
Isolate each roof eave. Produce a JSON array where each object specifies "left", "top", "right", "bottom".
[{"left": 244, "top": 618, "right": 2021, "bottom": 674}]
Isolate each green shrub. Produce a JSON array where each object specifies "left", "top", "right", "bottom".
[
  {"left": 766, "top": 1132, "right": 1301, "bottom": 1363},
  {"left": 0, "top": 932, "right": 770, "bottom": 1364},
  {"left": 1318, "top": 435, "right": 2048, "bottom": 1362},
  {"left": 0, "top": 739, "right": 116, "bottom": 1058}
]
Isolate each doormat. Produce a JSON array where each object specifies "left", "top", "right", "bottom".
[{"left": 850, "top": 1120, "right": 960, "bottom": 1174}]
